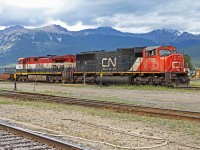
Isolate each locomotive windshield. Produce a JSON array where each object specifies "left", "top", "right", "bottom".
[
  {"left": 171, "top": 50, "right": 177, "bottom": 54},
  {"left": 159, "top": 50, "right": 171, "bottom": 56}
]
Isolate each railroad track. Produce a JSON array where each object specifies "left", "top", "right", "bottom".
[
  {"left": 0, "top": 120, "right": 84, "bottom": 150},
  {"left": 173, "top": 86, "right": 200, "bottom": 90},
  {"left": 1, "top": 90, "right": 200, "bottom": 122}
]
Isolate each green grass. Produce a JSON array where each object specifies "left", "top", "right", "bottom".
[
  {"left": 87, "top": 84, "right": 170, "bottom": 91},
  {"left": 0, "top": 99, "right": 13, "bottom": 104},
  {"left": 190, "top": 79, "right": 200, "bottom": 86},
  {"left": 0, "top": 98, "right": 77, "bottom": 110},
  {"left": 105, "top": 84, "right": 200, "bottom": 92},
  {"left": 62, "top": 83, "right": 199, "bottom": 92},
  {"left": 107, "top": 84, "right": 176, "bottom": 91},
  {"left": 0, "top": 97, "right": 200, "bottom": 142}
]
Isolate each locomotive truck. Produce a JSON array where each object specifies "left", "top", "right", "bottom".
[{"left": 15, "top": 46, "right": 190, "bottom": 87}]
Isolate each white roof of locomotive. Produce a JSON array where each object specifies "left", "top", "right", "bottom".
[{"left": 145, "top": 46, "right": 160, "bottom": 51}]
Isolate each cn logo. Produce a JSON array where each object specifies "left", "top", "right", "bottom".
[
  {"left": 102, "top": 57, "right": 116, "bottom": 67},
  {"left": 172, "top": 62, "right": 181, "bottom": 68}
]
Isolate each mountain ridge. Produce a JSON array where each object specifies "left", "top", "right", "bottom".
[{"left": 0, "top": 24, "right": 199, "bottom": 66}]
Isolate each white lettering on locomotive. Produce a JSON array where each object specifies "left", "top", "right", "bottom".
[
  {"left": 102, "top": 57, "right": 116, "bottom": 68},
  {"left": 146, "top": 58, "right": 156, "bottom": 63}
]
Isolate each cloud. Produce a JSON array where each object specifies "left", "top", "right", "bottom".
[
  {"left": 1, "top": 0, "right": 64, "bottom": 9},
  {"left": 0, "top": 0, "right": 200, "bottom": 33}
]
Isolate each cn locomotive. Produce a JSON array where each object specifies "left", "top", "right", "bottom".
[{"left": 15, "top": 46, "right": 190, "bottom": 87}]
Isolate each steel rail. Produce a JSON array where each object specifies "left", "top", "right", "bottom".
[
  {"left": 0, "top": 122, "right": 84, "bottom": 150},
  {"left": 1, "top": 90, "right": 200, "bottom": 122},
  {"left": 172, "top": 86, "right": 200, "bottom": 90}
]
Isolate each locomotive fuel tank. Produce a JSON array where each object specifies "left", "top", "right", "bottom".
[
  {"left": 96, "top": 76, "right": 131, "bottom": 84},
  {"left": 28, "top": 75, "right": 47, "bottom": 81}
]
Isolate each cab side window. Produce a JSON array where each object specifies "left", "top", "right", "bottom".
[
  {"left": 146, "top": 49, "right": 156, "bottom": 57},
  {"left": 159, "top": 50, "right": 171, "bottom": 56}
]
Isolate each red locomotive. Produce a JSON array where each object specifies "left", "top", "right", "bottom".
[
  {"left": 16, "top": 55, "right": 76, "bottom": 82},
  {"left": 15, "top": 46, "right": 189, "bottom": 87},
  {"left": 139, "top": 46, "right": 184, "bottom": 73}
]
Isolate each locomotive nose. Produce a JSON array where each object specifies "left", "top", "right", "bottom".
[
  {"left": 172, "top": 55, "right": 181, "bottom": 61},
  {"left": 171, "top": 55, "right": 182, "bottom": 72}
]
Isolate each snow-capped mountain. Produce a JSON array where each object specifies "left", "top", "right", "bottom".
[
  {"left": 133, "top": 29, "right": 182, "bottom": 44},
  {"left": 0, "top": 25, "right": 27, "bottom": 34},
  {"left": 0, "top": 25, "right": 199, "bottom": 66},
  {"left": 35, "top": 25, "right": 71, "bottom": 35},
  {"left": 73, "top": 27, "right": 200, "bottom": 44},
  {"left": 73, "top": 27, "right": 125, "bottom": 36}
]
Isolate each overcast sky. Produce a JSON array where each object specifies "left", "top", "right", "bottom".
[{"left": 0, "top": 0, "right": 200, "bottom": 33}]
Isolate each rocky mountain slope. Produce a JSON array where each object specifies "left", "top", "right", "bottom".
[{"left": 0, "top": 25, "right": 199, "bottom": 66}]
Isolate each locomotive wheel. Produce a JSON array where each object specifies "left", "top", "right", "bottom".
[
  {"left": 148, "top": 81, "right": 153, "bottom": 85},
  {"left": 17, "top": 78, "right": 22, "bottom": 82},
  {"left": 161, "top": 81, "right": 166, "bottom": 86},
  {"left": 48, "top": 76, "right": 55, "bottom": 83},
  {"left": 136, "top": 80, "right": 141, "bottom": 85},
  {"left": 50, "top": 79, "right": 55, "bottom": 83}
]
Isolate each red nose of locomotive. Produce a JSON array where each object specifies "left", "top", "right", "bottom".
[{"left": 166, "top": 54, "right": 184, "bottom": 73}]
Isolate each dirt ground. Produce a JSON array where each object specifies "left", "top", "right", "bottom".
[
  {"left": 0, "top": 82, "right": 200, "bottom": 149},
  {"left": 1, "top": 82, "right": 200, "bottom": 111}
]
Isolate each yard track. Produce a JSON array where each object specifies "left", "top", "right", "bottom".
[
  {"left": 0, "top": 121, "right": 83, "bottom": 150},
  {"left": 173, "top": 86, "right": 200, "bottom": 90},
  {"left": 1, "top": 90, "right": 200, "bottom": 122}
]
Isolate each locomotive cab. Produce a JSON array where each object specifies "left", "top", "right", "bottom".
[
  {"left": 140, "top": 46, "right": 189, "bottom": 86},
  {"left": 141, "top": 46, "right": 184, "bottom": 73},
  {"left": 157, "top": 46, "right": 184, "bottom": 73},
  {"left": 16, "top": 58, "right": 26, "bottom": 70}
]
